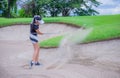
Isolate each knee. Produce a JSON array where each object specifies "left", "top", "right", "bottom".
[{"left": 38, "top": 47, "right": 40, "bottom": 50}]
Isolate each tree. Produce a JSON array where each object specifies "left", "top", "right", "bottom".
[
  {"left": 0, "top": 0, "right": 18, "bottom": 17},
  {"left": 74, "top": 0, "right": 100, "bottom": 16},
  {"left": 0, "top": 0, "right": 7, "bottom": 17},
  {"left": 7, "top": 0, "right": 17, "bottom": 17},
  {"left": 44, "top": 0, "right": 62, "bottom": 17},
  {"left": 45, "top": 0, "right": 100, "bottom": 16},
  {"left": 19, "top": 0, "right": 50, "bottom": 17},
  {"left": 61, "top": 0, "right": 100, "bottom": 16},
  {"left": 18, "top": 0, "right": 100, "bottom": 17}
]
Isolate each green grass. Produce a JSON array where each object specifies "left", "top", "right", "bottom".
[
  {"left": 40, "top": 36, "right": 64, "bottom": 48},
  {"left": 40, "top": 14, "right": 120, "bottom": 47},
  {"left": 0, "top": 14, "right": 120, "bottom": 48},
  {"left": 0, "top": 18, "right": 32, "bottom": 27}
]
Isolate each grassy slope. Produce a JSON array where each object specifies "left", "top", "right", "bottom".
[
  {"left": 0, "top": 14, "right": 120, "bottom": 48},
  {"left": 40, "top": 14, "right": 120, "bottom": 47},
  {"left": 0, "top": 18, "right": 32, "bottom": 27}
]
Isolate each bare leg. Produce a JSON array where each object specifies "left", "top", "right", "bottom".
[{"left": 32, "top": 42, "right": 40, "bottom": 62}]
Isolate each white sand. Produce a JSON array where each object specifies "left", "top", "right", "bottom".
[{"left": 0, "top": 24, "right": 120, "bottom": 78}]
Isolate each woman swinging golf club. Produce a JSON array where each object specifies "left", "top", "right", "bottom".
[{"left": 29, "top": 15, "right": 44, "bottom": 68}]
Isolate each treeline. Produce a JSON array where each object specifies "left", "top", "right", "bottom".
[{"left": 0, "top": 0, "right": 101, "bottom": 18}]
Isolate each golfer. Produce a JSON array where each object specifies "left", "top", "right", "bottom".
[{"left": 29, "top": 15, "right": 44, "bottom": 68}]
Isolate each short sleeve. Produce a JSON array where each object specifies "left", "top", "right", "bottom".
[{"left": 33, "top": 25, "right": 39, "bottom": 30}]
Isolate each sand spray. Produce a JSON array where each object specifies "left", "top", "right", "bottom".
[{"left": 43, "top": 28, "right": 93, "bottom": 69}]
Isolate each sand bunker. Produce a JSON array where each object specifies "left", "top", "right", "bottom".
[{"left": 0, "top": 24, "right": 120, "bottom": 78}]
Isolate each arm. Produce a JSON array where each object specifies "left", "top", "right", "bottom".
[{"left": 36, "top": 29, "right": 43, "bottom": 35}]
